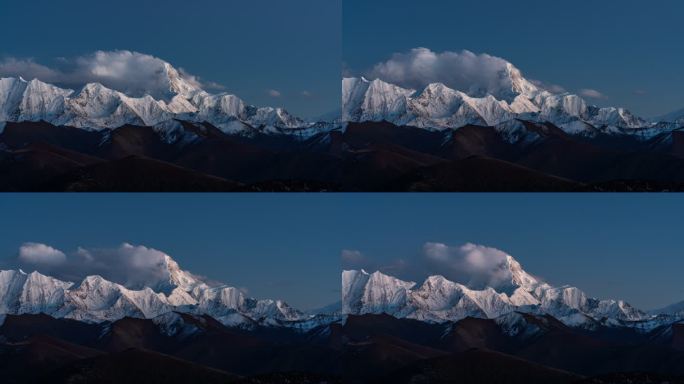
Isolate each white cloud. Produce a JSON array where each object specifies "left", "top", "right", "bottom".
[
  {"left": 361, "top": 48, "right": 579, "bottom": 99},
  {"left": 342, "top": 61, "right": 354, "bottom": 78},
  {"left": 15, "top": 242, "right": 181, "bottom": 290},
  {"left": 530, "top": 79, "right": 566, "bottom": 94},
  {"left": 204, "top": 81, "right": 227, "bottom": 91},
  {"left": 422, "top": 242, "right": 516, "bottom": 289},
  {"left": 267, "top": 89, "right": 282, "bottom": 97},
  {"left": 0, "top": 58, "right": 62, "bottom": 82},
  {"left": 366, "top": 48, "right": 524, "bottom": 99},
  {"left": 422, "top": 242, "right": 525, "bottom": 290},
  {"left": 301, "top": 90, "right": 312, "bottom": 97},
  {"left": 340, "top": 248, "right": 408, "bottom": 276},
  {"left": 18, "top": 243, "right": 67, "bottom": 266},
  {"left": 0, "top": 50, "right": 209, "bottom": 100},
  {"left": 344, "top": 241, "right": 529, "bottom": 291},
  {"left": 578, "top": 88, "right": 606, "bottom": 99},
  {"left": 341, "top": 249, "right": 366, "bottom": 266}
]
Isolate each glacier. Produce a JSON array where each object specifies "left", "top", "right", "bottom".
[
  {"left": 342, "top": 60, "right": 683, "bottom": 138},
  {"left": 0, "top": 255, "right": 320, "bottom": 328},
  {"left": 3, "top": 52, "right": 681, "bottom": 143},
  {"left": 0, "top": 61, "right": 335, "bottom": 138},
  {"left": 340, "top": 252, "right": 665, "bottom": 329},
  {"left": 1, "top": 245, "right": 682, "bottom": 333}
]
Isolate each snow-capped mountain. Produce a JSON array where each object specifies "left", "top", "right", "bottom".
[
  {"left": 0, "top": 255, "right": 309, "bottom": 327},
  {"left": 341, "top": 253, "right": 651, "bottom": 328},
  {"left": 342, "top": 61, "right": 681, "bottom": 137},
  {"left": 655, "top": 108, "right": 684, "bottom": 125},
  {"left": 0, "top": 61, "right": 326, "bottom": 136},
  {"left": 1, "top": 245, "right": 680, "bottom": 333},
  {"left": 652, "top": 300, "right": 684, "bottom": 318}
]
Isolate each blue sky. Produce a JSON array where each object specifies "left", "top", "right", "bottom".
[
  {"left": 1, "top": 194, "right": 683, "bottom": 310},
  {"left": 0, "top": 0, "right": 341, "bottom": 119},
  {"left": 343, "top": 0, "right": 684, "bottom": 117}
]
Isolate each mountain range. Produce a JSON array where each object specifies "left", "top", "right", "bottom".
[
  {"left": 341, "top": 263, "right": 676, "bottom": 331},
  {"left": 342, "top": 61, "right": 683, "bottom": 136},
  {"left": 2, "top": 56, "right": 683, "bottom": 138},
  {"left": 0, "top": 254, "right": 330, "bottom": 330},
  {"left": 2, "top": 245, "right": 682, "bottom": 333},
  {"left": 3, "top": 55, "right": 684, "bottom": 191},
  {"left": 0, "top": 62, "right": 324, "bottom": 136},
  {"left": 2, "top": 248, "right": 684, "bottom": 383}
]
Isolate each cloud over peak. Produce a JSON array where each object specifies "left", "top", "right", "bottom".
[
  {"left": 15, "top": 242, "right": 185, "bottom": 290},
  {"left": 18, "top": 242, "right": 66, "bottom": 266},
  {"left": 342, "top": 241, "right": 534, "bottom": 291},
  {"left": 578, "top": 88, "right": 607, "bottom": 99},
  {"left": 0, "top": 50, "right": 212, "bottom": 100},
  {"left": 359, "top": 48, "right": 612, "bottom": 104},
  {"left": 363, "top": 48, "right": 527, "bottom": 98},
  {"left": 423, "top": 242, "right": 517, "bottom": 290}
]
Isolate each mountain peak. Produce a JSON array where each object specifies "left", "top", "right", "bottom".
[
  {"left": 0, "top": 56, "right": 320, "bottom": 134},
  {"left": 0, "top": 262, "right": 306, "bottom": 326},
  {"left": 79, "top": 82, "right": 114, "bottom": 94},
  {"left": 505, "top": 254, "right": 542, "bottom": 291},
  {"left": 424, "top": 274, "right": 449, "bottom": 284},
  {"left": 341, "top": 56, "right": 669, "bottom": 136},
  {"left": 420, "top": 82, "right": 460, "bottom": 97},
  {"left": 163, "top": 62, "right": 201, "bottom": 97},
  {"left": 162, "top": 254, "right": 201, "bottom": 293},
  {"left": 341, "top": 254, "right": 646, "bottom": 326},
  {"left": 503, "top": 62, "right": 539, "bottom": 98},
  {"left": 655, "top": 107, "right": 684, "bottom": 124},
  {"left": 78, "top": 274, "right": 113, "bottom": 288},
  {"left": 26, "top": 270, "right": 47, "bottom": 279}
]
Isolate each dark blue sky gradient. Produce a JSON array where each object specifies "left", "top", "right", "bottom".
[
  {"left": 343, "top": 0, "right": 684, "bottom": 117},
  {"left": 0, "top": 0, "right": 341, "bottom": 118},
  {"left": 0, "top": 194, "right": 683, "bottom": 309}
]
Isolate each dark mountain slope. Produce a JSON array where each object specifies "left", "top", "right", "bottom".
[
  {"left": 40, "top": 155, "right": 243, "bottom": 191},
  {"left": 44, "top": 348, "right": 240, "bottom": 384},
  {"left": 385, "top": 155, "right": 584, "bottom": 191},
  {"left": 377, "top": 348, "right": 580, "bottom": 384},
  {"left": 4, "top": 120, "right": 684, "bottom": 191}
]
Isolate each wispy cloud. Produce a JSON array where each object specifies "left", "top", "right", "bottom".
[
  {"left": 361, "top": 48, "right": 554, "bottom": 99},
  {"left": 0, "top": 58, "right": 62, "bottom": 82},
  {"left": 0, "top": 50, "right": 214, "bottom": 99},
  {"left": 530, "top": 79, "right": 566, "bottom": 94},
  {"left": 267, "top": 89, "right": 282, "bottom": 97},
  {"left": 14, "top": 242, "right": 189, "bottom": 290},
  {"left": 342, "top": 242, "right": 537, "bottom": 290},
  {"left": 204, "top": 81, "right": 227, "bottom": 91},
  {"left": 578, "top": 88, "right": 607, "bottom": 99},
  {"left": 342, "top": 61, "right": 354, "bottom": 78},
  {"left": 18, "top": 242, "right": 66, "bottom": 266},
  {"left": 341, "top": 249, "right": 370, "bottom": 269}
]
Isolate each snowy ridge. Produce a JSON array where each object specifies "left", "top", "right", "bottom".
[
  {"left": 342, "top": 60, "right": 683, "bottom": 138},
  {"left": 341, "top": 253, "right": 658, "bottom": 328},
  {"left": 0, "top": 60, "right": 334, "bottom": 137},
  {"left": 652, "top": 300, "right": 684, "bottom": 318},
  {"left": 0, "top": 256, "right": 316, "bottom": 328},
  {"left": 654, "top": 108, "right": 684, "bottom": 125}
]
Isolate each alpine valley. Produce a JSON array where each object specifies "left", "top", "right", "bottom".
[
  {"left": 3, "top": 54, "right": 684, "bottom": 191},
  {"left": 2, "top": 246, "right": 684, "bottom": 383}
]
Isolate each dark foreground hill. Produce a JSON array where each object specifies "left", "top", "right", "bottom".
[
  {"left": 2, "top": 313, "right": 684, "bottom": 383},
  {"left": 3, "top": 120, "right": 684, "bottom": 191}
]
